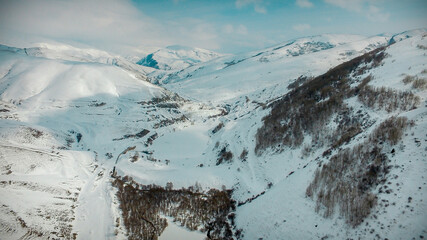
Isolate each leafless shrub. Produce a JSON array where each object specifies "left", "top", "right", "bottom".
[
  {"left": 369, "top": 116, "right": 410, "bottom": 145},
  {"left": 212, "top": 122, "right": 224, "bottom": 134},
  {"left": 332, "top": 124, "right": 362, "bottom": 149},
  {"left": 239, "top": 149, "right": 248, "bottom": 161},
  {"left": 65, "top": 137, "right": 74, "bottom": 147},
  {"left": 412, "top": 78, "right": 427, "bottom": 89},
  {"left": 145, "top": 133, "right": 159, "bottom": 146},
  {"left": 130, "top": 152, "right": 139, "bottom": 163},
  {"left": 402, "top": 75, "right": 427, "bottom": 90},
  {"left": 287, "top": 75, "right": 313, "bottom": 89},
  {"left": 417, "top": 44, "right": 427, "bottom": 50},
  {"left": 402, "top": 75, "right": 416, "bottom": 85},
  {"left": 356, "top": 75, "right": 373, "bottom": 90},
  {"left": 153, "top": 115, "right": 188, "bottom": 129},
  {"left": 358, "top": 86, "right": 420, "bottom": 112},
  {"left": 301, "top": 143, "right": 312, "bottom": 158},
  {"left": 113, "top": 129, "right": 150, "bottom": 141},
  {"left": 88, "top": 102, "right": 106, "bottom": 107},
  {"left": 217, "top": 147, "right": 233, "bottom": 165},
  {"left": 28, "top": 128, "right": 43, "bottom": 138}
]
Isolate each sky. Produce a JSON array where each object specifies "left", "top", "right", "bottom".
[{"left": 0, "top": 0, "right": 426, "bottom": 56}]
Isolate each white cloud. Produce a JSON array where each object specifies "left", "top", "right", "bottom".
[
  {"left": 293, "top": 23, "right": 311, "bottom": 32},
  {"left": 366, "top": 5, "right": 390, "bottom": 22},
  {"left": 237, "top": 25, "right": 248, "bottom": 35},
  {"left": 224, "top": 24, "right": 235, "bottom": 34},
  {"left": 235, "top": 0, "right": 267, "bottom": 14},
  {"left": 0, "top": 0, "right": 163, "bottom": 52},
  {"left": 324, "top": 0, "right": 389, "bottom": 22},
  {"left": 254, "top": 5, "right": 267, "bottom": 14},
  {"left": 0, "top": 0, "right": 223, "bottom": 54},
  {"left": 223, "top": 24, "right": 248, "bottom": 35},
  {"left": 324, "top": 0, "right": 364, "bottom": 12},
  {"left": 296, "top": 0, "right": 314, "bottom": 8}
]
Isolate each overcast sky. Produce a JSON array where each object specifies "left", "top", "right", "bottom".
[{"left": 0, "top": 0, "right": 426, "bottom": 55}]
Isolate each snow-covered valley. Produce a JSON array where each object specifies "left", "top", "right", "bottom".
[{"left": 0, "top": 30, "right": 426, "bottom": 240}]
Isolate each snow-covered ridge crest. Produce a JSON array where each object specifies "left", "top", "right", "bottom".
[
  {"left": 0, "top": 44, "right": 169, "bottom": 104},
  {"left": 151, "top": 33, "right": 392, "bottom": 102},
  {"left": 137, "top": 45, "right": 223, "bottom": 71},
  {"left": 0, "top": 42, "right": 154, "bottom": 79}
]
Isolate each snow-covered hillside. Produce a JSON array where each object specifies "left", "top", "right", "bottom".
[
  {"left": 137, "top": 45, "right": 222, "bottom": 71},
  {"left": 0, "top": 30, "right": 426, "bottom": 240},
  {"left": 150, "top": 34, "right": 391, "bottom": 103}
]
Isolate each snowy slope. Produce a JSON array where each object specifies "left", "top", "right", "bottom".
[
  {"left": 0, "top": 44, "right": 217, "bottom": 239},
  {"left": 137, "top": 45, "right": 222, "bottom": 71},
  {"left": 152, "top": 34, "right": 390, "bottom": 104},
  {"left": 0, "top": 30, "right": 426, "bottom": 240},
  {"left": 224, "top": 31, "right": 427, "bottom": 240}
]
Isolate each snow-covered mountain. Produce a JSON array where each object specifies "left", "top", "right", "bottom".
[
  {"left": 0, "top": 30, "right": 426, "bottom": 240},
  {"left": 151, "top": 34, "right": 390, "bottom": 102},
  {"left": 136, "top": 45, "right": 222, "bottom": 71}
]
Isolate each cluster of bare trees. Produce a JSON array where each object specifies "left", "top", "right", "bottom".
[
  {"left": 358, "top": 86, "right": 420, "bottom": 112},
  {"left": 402, "top": 74, "right": 427, "bottom": 90},
  {"left": 306, "top": 117, "right": 411, "bottom": 226},
  {"left": 255, "top": 46, "right": 388, "bottom": 155},
  {"left": 112, "top": 176, "right": 241, "bottom": 240},
  {"left": 254, "top": 44, "right": 419, "bottom": 226}
]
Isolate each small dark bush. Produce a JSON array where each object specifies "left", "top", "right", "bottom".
[
  {"left": 212, "top": 122, "right": 224, "bottom": 134},
  {"left": 217, "top": 147, "right": 233, "bottom": 165},
  {"left": 28, "top": 128, "right": 43, "bottom": 138},
  {"left": 239, "top": 149, "right": 248, "bottom": 161}
]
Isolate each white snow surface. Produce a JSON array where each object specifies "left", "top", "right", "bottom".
[
  {"left": 137, "top": 45, "right": 222, "bottom": 71},
  {"left": 0, "top": 30, "right": 426, "bottom": 239}
]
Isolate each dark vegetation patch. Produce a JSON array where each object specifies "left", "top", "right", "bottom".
[
  {"left": 255, "top": 45, "right": 419, "bottom": 156},
  {"left": 145, "top": 133, "right": 158, "bottom": 146},
  {"left": 237, "top": 190, "right": 266, "bottom": 207},
  {"left": 287, "top": 75, "right": 313, "bottom": 90},
  {"left": 129, "top": 152, "right": 139, "bottom": 163},
  {"left": 76, "top": 133, "right": 82, "bottom": 143},
  {"left": 306, "top": 116, "right": 412, "bottom": 227},
  {"left": 402, "top": 75, "right": 427, "bottom": 90},
  {"left": 138, "top": 94, "right": 184, "bottom": 107},
  {"left": 217, "top": 146, "right": 233, "bottom": 165},
  {"left": 113, "top": 129, "right": 150, "bottom": 141},
  {"left": 255, "top": 46, "right": 389, "bottom": 155},
  {"left": 208, "top": 105, "right": 230, "bottom": 119},
  {"left": 88, "top": 101, "right": 106, "bottom": 107},
  {"left": 153, "top": 115, "right": 188, "bottom": 129},
  {"left": 212, "top": 122, "right": 224, "bottom": 134},
  {"left": 239, "top": 149, "right": 248, "bottom": 162},
  {"left": 254, "top": 44, "right": 421, "bottom": 226},
  {"left": 112, "top": 176, "right": 241, "bottom": 240},
  {"left": 224, "top": 59, "right": 246, "bottom": 68},
  {"left": 28, "top": 128, "right": 43, "bottom": 138},
  {"left": 417, "top": 44, "right": 427, "bottom": 50},
  {"left": 358, "top": 86, "right": 420, "bottom": 112}
]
